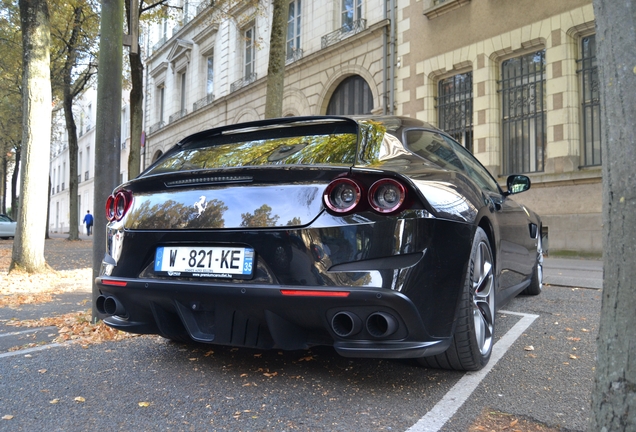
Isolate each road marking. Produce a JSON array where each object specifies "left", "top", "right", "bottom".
[
  {"left": 405, "top": 310, "right": 539, "bottom": 432},
  {"left": 0, "top": 343, "right": 64, "bottom": 359},
  {"left": 0, "top": 327, "right": 57, "bottom": 338}
]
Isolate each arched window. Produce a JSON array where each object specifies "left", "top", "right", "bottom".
[
  {"left": 326, "top": 75, "right": 373, "bottom": 115},
  {"left": 152, "top": 150, "right": 164, "bottom": 163}
]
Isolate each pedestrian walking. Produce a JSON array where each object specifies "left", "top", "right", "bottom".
[{"left": 83, "top": 210, "right": 94, "bottom": 236}]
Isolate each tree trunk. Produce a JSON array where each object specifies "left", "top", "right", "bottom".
[
  {"left": 589, "top": 0, "right": 636, "bottom": 430},
  {"left": 11, "top": 147, "right": 20, "bottom": 219},
  {"left": 12, "top": 0, "right": 51, "bottom": 272},
  {"left": 0, "top": 155, "right": 5, "bottom": 214},
  {"left": 93, "top": 0, "right": 123, "bottom": 320},
  {"left": 264, "top": 0, "right": 288, "bottom": 119},
  {"left": 128, "top": 49, "right": 143, "bottom": 179},
  {"left": 125, "top": 0, "right": 143, "bottom": 179},
  {"left": 63, "top": 6, "right": 83, "bottom": 241}
]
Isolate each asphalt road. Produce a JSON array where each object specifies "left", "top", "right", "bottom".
[{"left": 0, "top": 240, "right": 602, "bottom": 431}]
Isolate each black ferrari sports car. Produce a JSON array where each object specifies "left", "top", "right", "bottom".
[{"left": 96, "top": 116, "right": 542, "bottom": 371}]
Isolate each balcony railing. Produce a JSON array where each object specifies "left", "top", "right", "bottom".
[
  {"left": 148, "top": 121, "right": 165, "bottom": 134},
  {"left": 152, "top": 36, "right": 167, "bottom": 54},
  {"left": 230, "top": 73, "right": 257, "bottom": 93},
  {"left": 197, "top": 0, "right": 215, "bottom": 15},
  {"left": 286, "top": 48, "right": 304, "bottom": 65},
  {"left": 193, "top": 93, "right": 215, "bottom": 112},
  {"left": 169, "top": 109, "right": 188, "bottom": 124},
  {"left": 321, "top": 19, "right": 367, "bottom": 49}
]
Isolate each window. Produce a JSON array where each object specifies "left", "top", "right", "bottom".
[
  {"left": 579, "top": 34, "right": 601, "bottom": 166},
  {"left": 438, "top": 72, "right": 473, "bottom": 152},
  {"left": 444, "top": 136, "right": 500, "bottom": 193},
  {"left": 326, "top": 75, "right": 373, "bottom": 115},
  {"left": 180, "top": 72, "right": 187, "bottom": 113},
  {"left": 244, "top": 27, "right": 255, "bottom": 78},
  {"left": 501, "top": 50, "right": 546, "bottom": 174},
  {"left": 287, "top": 0, "right": 301, "bottom": 60},
  {"left": 405, "top": 130, "right": 464, "bottom": 172},
  {"left": 342, "top": 0, "right": 362, "bottom": 31},
  {"left": 206, "top": 55, "right": 214, "bottom": 95},
  {"left": 158, "top": 86, "right": 165, "bottom": 124}
]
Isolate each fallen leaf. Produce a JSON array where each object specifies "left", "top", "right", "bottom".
[
  {"left": 298, "top": 356, "right": 315, "bottom": 362},
  {"left": 510, "top": 419, "right": 519, "bottom": 427},
  {"left": 240, "top": 373, "right": 248, "bottom": 378},
  {"left": 569, "top": 354, "right": 578, "bottom": 359},
  {"left": 567, "top": 337, "right": 581, "bottom": 342},
  {"left": 138, "top": 402, "right": 151, "bottom": 407},
  {"left": 524, "top": 346, "right": 535, "bottom": 351},
  {"left": 253, "top": 353, "right": 262, "bottom": 358},
  {"left": 263, "top": 372, "right": 278, "bottom": 377},
  {"left": 38, "top": 369, "right": 47, "bottom": 374},
  {"left": 74, "top": 396, "right": 85, "bottom": 403},
  {"left": 50, "top": 399, "right": 60, "bottom": 404},
  {"left": 565, "top": 327, "right": 573, "bottom": 332},
  {"left": 2, "top": 415, "right": 14, "bottom": 420},
  {"left": 204, "top": 350, "right": 214, "bottom": 357},
  {"left": 582, "top": 328, "right": 590, "bottom": 332}
]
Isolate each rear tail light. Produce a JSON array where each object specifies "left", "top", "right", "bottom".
[
  {"left": 106, "top": 190, "right": 133, "bottom": 222},
  {"left": 369, "top": 179, "right": 407, "bottom": 214},
  {"left": 323, "top": 178, "right": 363, "bottom": 214},
  {"left": 324, "top": 177, "right": 408, "bottom": 216}
]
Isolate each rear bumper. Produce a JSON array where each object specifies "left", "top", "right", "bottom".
[{"left": 97, "top": 277, "right": 451, "bottom": 359}]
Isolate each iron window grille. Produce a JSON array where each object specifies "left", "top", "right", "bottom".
[
  {"left": 500, "top": 50, "right": 546, "bottom": 174},
  {"left": 437, "top": 72, "right": 474, "bottom": 152},
  {"left": 577, "top": 35, "right": 601, "bottom": 167}
]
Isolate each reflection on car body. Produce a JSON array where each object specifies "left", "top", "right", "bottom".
[{"left": 96, "top": 116, "right": 542, "bottom": 371}]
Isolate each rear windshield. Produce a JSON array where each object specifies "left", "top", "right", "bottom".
[{"left": 146, "top": 133, "right": 359, "bottom": 175}]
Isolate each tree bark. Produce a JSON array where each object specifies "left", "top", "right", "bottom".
[
  {"left": 11, "top": 147, "right": 20, "bottom": 219},
  {"left": 63, "top": 6, "right": 83, "bottom": 241},
  {"left": 126, "top": 0, "right": 143, "bottom": 180},
  {"left": 589, "top": 0, "right": 636, "bottom": 430},
  {"left": 12, "top": 0, "right": 51, "bottom": 272},
  {"left": 264, "top": 0, "right": 288, "bottom": 119},
  {"left": 92, "top": 0, "right": 123, "bottom": 320}
]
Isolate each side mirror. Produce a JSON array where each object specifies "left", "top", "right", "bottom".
[{"left": 506, "top": 175, "right": 531, "bottom": 195}]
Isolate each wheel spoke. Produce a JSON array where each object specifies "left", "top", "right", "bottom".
[{"left": 472, "top": 241, "right": 495, "bottom": 355}]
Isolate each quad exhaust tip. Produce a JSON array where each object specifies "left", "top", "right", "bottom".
[
  {"left": 331, "top": 311, "right": 362, "bottom": 337},
  {"left": 366, "top": 312, "right": 398, "bottom": 338},
  {"left": 96, "top": 295, "right": 127, "bottom": 317},
  {"left": 331, "top": 311, "right": 399, "bottom": 339}
]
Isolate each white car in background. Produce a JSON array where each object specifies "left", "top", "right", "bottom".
[{"left": 0, "top": 214, "right": 16, "bottom": 239}]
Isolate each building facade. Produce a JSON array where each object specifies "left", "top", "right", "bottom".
[
  {"left": 142, "top": 0, "right": 396, "bottom": 163},
  {"left": 397, "top": 0, "right": 601, "bottom": 255},
  {"left": 50, "top": 0, "right": 602, "bottom": 255},
  {"left": 49, "top": 87, "right": 130, "bottom": 234}
]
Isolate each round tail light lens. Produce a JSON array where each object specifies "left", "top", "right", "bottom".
[
  {"left": 105, "top": 195, "right": 116, "bottom": 222},
  {"left": 324, "top": 178, "right": 362, "bottom": 214},
  {"left": 106, "top": 190, "right": 133, "bottom": 222},
  {"left": 369, "top": 179, "right": 406, "bottom": 214}
]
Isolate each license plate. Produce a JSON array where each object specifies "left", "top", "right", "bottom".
[{"left": 154, "top": 246, "right": 254, "bottom": 278}]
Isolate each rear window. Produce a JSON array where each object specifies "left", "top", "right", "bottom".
[{"left": 147, "top": 133, "right": 359, "bottom": 175}]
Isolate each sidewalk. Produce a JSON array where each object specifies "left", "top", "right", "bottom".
[{"left": 543, "top": 256, "right": 603, "bottom": 289}]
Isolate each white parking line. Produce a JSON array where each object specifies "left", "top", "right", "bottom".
[
  {"left": 406, "top": 310, "right": 539, "bottom": 432},
  {"left": 0, "top": 327, "right": 57, "bottom": 338},
  {"left": 0, "top": 343, "right": 64, "bottom": 359}
]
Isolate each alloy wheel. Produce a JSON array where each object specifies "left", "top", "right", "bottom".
[{"left": 472, "top": 241, "right": 495, "bottom": 356}]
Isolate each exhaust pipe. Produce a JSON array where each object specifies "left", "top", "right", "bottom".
[
  {"left": 96, "top": 295, "right": 107, "bottom": 314},
  {"left": 103, "top": 296, "right": 127, "bottom": 316},
  {"left": 331, "top": 311, "right": 362, "bottom": 337},
  {"left": 366, "top": 312, "right": 398, "bottom": 338}
]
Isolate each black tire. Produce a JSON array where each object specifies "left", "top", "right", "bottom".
[
  {"left": 521, "top": 228, "right": 543, "bottom": 296},
  {"left": 418, "top": 227, "right": 495, "bottom": 371}
]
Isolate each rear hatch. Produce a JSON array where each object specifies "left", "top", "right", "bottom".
[{"left": 123, "top": 118, "right": 365, "bottom": 230}]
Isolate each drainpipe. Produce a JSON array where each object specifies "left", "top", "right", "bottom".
[
  {"left": 389, "top": 0, "right": 396, "bottom": 115},
  {"left": 383, "top": 1, "right": 388, "bottom": 115}
]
